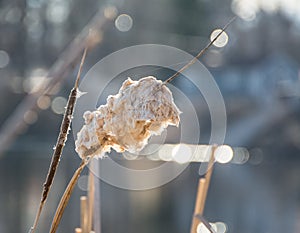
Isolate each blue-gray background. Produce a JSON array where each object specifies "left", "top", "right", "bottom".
[{"left": 0, "top": 0, "right": 300, "bottom": 232}]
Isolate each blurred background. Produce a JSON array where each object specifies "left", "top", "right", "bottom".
[{"left": 1, "top": 0, "right": 300, "bottom": 232}]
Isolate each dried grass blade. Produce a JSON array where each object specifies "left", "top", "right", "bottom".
[{"left": 50, "top": 159, "right": 89, "bottom": 233}]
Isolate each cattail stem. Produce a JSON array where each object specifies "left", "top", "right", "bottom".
[{"left": 30, "top": 48, "right": 87, "bottom": 233}]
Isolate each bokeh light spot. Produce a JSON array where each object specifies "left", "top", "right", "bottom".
[
  {"left": 158, "top": 147, "right": 173, "bottom": 161},
  {"left": 51, "top": 96, "right": 67, "bottom": 114},
  {"left": 232, "top": 147, "right": 249, "bottom": 164},
  {"left": 215, "top": 222, "right": 228, "bottom": 233},
  {"left": 46, "top": 0, "right": 70, "bottom": 24},
  {"left": 214, "top": 145, "right": 233, "bottom": 164},
  {"left": 231, "top": 0, "right": 258, "bottom": 21},
  {"left": 210, "top": 29, "right": 229, "bottom": 48},
  {"left": 172, "top": 144, "right": 192, "bottom": 164},
  {"left": 23, "top": 68, "right": 48, "bottom": 93},
  {"left": 104, "top": 6, "right": 118, "bottom": 20},
  {"left": 37, "top": 96, "right": 51, "bottom": 110},
  {"left": 115, "top": 14, "right": 133, "bottom": 32},
  {"left": 78, "top": 175, "right": 88, "bottom": 191},
  {"left": 87, "top": 30, "right": 103, "bottom": 47},
  {"left": 197, "top": 223, "right": 217, "bottom": 233}
]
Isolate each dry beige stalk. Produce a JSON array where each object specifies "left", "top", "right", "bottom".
[
  {"left": 87, "top": 162, "right": 95, "bottom": 232},
  {"left": 50, "top": 159, "right": 90, "bottom": 233},
  {"left": 190, "top": 146, "right": 216, "bottom": 233},
  {"left": 80, "top": 196, "right": 89, "bottom": 233}
]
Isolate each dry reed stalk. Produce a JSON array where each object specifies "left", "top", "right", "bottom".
[
  {"left": 50, "top": 159, "right": 90, "bottom": 233},
  {"left": 191, "top": 178, "right": 207, "bottom": 233},
  {"left": 77, "top": 165, "right": 95, "bottom": 233},
  {"left": 87, "top": 161, "right": 95, "bottom": 232},
  {"left": 29, "top": 48, "right": 87, "bottom": 233},
  {"left": 200, "top": 146, "right": 216, "bottom": 209},
  {"left": 190, "top": 146, "right": 216, "bottom": 233},
  {"left": 92, "top": 160, "right": 101, "bottom": 233},
  {"left": 80, "top": 196, "right": 89, "bottom": 233}
]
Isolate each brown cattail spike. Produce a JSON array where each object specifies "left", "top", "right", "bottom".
[{"left": 29, "top": 48, "right": 88, "bottom": 233}]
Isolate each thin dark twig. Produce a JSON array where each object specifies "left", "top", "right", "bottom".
[
  {"left": 30, "top": 49, "right": 88, "bottom": 233},
  {"left": 164, "top": 16, "right": 236, "bottom": 84}
]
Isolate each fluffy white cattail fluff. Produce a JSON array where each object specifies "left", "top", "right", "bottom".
[{"left": 75, "top": 76, "right": 181, "bottom": 159}]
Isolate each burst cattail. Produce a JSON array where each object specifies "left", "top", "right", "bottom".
[{"left": 75, "top": 76, "right": 181, "bottom": 159}]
